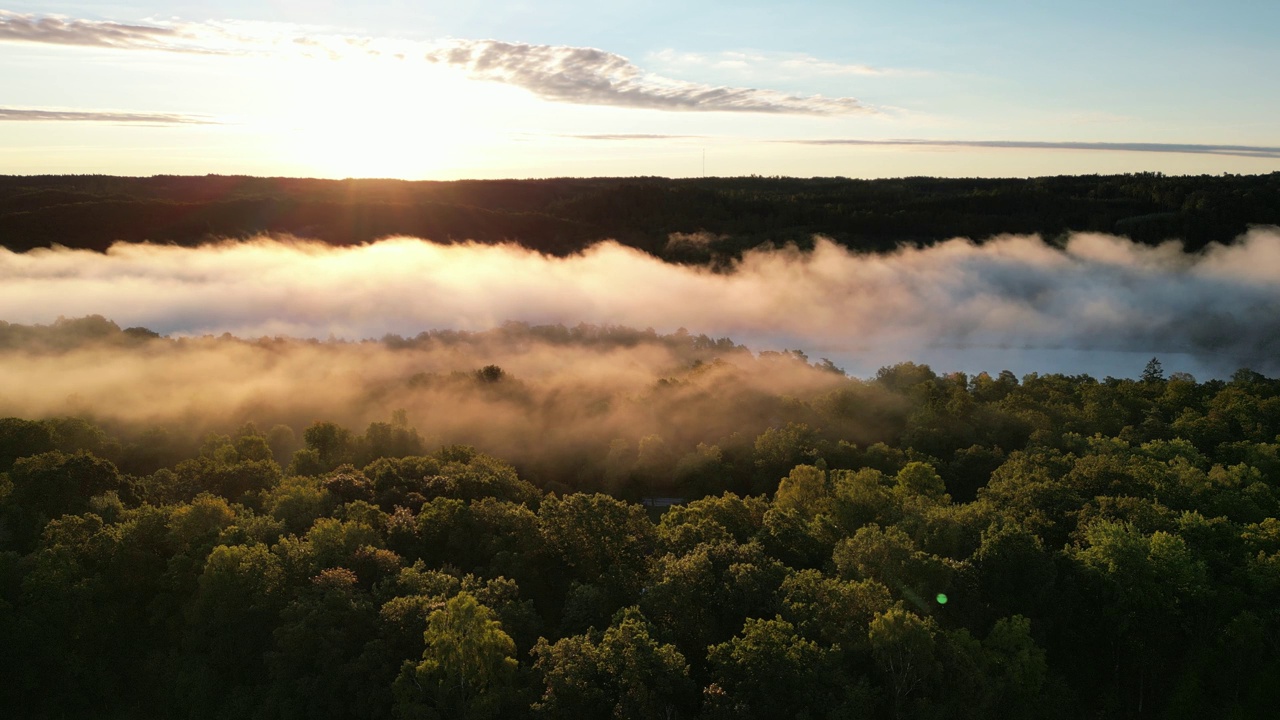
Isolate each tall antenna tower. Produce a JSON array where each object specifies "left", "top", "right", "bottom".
[{"left": 702, "top": 148, "right": 706, "bottom": 177}]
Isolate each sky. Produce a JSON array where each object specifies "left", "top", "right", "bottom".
[{"left": 1, "top": 1, "right": 1279, "bottom": 179}]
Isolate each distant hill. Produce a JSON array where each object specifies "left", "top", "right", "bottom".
[{"left": 1, "top": 172, "right": 1278, "bottom": 260}]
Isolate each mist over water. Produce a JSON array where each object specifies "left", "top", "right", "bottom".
[{"left": 3, "top": 228, "right": 1279, "bottom": 379}]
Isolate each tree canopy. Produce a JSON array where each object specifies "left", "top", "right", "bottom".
[{"left": 3, "top": 350, "right": 1280, "bottom": 718}]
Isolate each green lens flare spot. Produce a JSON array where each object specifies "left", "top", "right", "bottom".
[{"left": 935, "top": 593, "right": 948, "bottom": 605}]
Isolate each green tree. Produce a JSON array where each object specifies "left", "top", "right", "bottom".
[
  {"left": 265, "top": 474, "right": 332, "bottom": 534},
  {"left": 894, "top": 461, "right": 947, "bottom": 501},
  {"left": 267, "top": 568, "right": 380, "bottom": 719},
  {"left": 641, "top": 540, "right": 785, "bottom": 663},
  {"left": 704, "top": 616, "right": 855, "bottom": 719},
  {"left": 1068, "top": 519, "right": 1211, "bottom": 714},
  {"left": 1142, "top": 357, "right": 1165, "bottom": 383},
  {"left": 753, "top": 423, "right": 817, "bottom": 492},
  {"left": 534, "top": 607, "right": 694, "bottom": 719},
  {"left": 773, "top": 464, "right": 831, "bottom": 519},
  {"left": 656, "top": 492, "right": 767, "bottom": 555},
  {"left": 780, "top": 568, "right": 894, "bottom": 653},
  {"left": 833, "top": 524, "right": 955, "bottom": 610},
  {"left": 868, "top": 608, "right": 940, "bottom": 718},
  {"left": 393, "top": 591, "right": 519, "bottom": 720},
  {"left": 181, "top": 543, "right": 287, "bottom": 713},
  {"left": 672, "top": 443, "right": 731, "bottom": 498},
  {"left": 4, "top": 451, "right": 122, "bottom": 549},
  {"left": 0, "top": 417, "right": 54, "bottom": 472},
  {"left": 302, "top": 421, "right": 354, "bottom": 472},
  {"left": 973, "top": 524, "right": 1057, "bottom": 622},
  {"left": 980, "top": 615, "right": 1049, "bottom": 717},
  {"left": 538, "top": 493, "right": 655, "bottom": 603}
]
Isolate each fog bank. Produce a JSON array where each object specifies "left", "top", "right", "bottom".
[{"left": 3, "top": 229, "right": 1279, "bottom": 378}]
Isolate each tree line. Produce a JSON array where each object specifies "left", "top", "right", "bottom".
[
  {"left": 3, "top": 355, "right": 1280, "bottom": 718},
  {"left": 2, "top": 172, "right": 1278, "bottom": 258}
]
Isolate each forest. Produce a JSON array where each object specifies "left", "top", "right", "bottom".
[
  {"left": 2, "top": 172, "right": 1280, "bottom": 260},
  {"left": 3, "top": 318, "right": 1280, "bottom": 718}
]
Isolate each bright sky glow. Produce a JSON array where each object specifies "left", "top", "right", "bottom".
[{"left": 1, "top": 1, "right": 1278, "bottom": 179}]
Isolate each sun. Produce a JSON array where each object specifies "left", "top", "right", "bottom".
[{"left": 267, "top": 56, "right": 484, "bottom": 179}]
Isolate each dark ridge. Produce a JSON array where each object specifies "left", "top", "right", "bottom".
[{"left": 1, "top": 172, "right": 1278, "bottom": 259}]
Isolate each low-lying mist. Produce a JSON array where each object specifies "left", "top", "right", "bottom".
[
  {"left": 3, "top": 228, "right": 1278, "bottom": 379},
  {"left": 4, "top": 224, "right": 1279, "bottom": 490},
  {"left": 0, "top": 319, "right": 872, "bottom": 492}
]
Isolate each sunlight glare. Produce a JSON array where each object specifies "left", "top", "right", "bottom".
[{"left": 269, "top": 56, "right": 489, "bottom": 178}]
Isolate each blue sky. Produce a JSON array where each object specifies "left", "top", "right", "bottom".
[{"left": 1, "top": 1, "right": 1278, "bottom": 178}]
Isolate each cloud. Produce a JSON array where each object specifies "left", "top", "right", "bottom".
[
  {"left": 0, "top": 10, "right": 871, "bottom": 116},
  {"left": 0, "top": 9, "right": 182, "bottom": 50},
  {"left": 0, "top": 9, "right": 415, "bottom": 58},
  {"left": 0, "top": 106, "right": 218, "bottom": 125},
  {"left": 424, "top": 39, "right": 870, "bottom": 115},
  {"left": 2, "top": 230, "right": 1280, "bottom": 380},
  {"left": 788, "top": 138, "right": 1280, "bottom": 159}
]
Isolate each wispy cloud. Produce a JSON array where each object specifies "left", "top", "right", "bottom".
[
  {"left": 0, "top": 9, "right": 182, "bottom": 50},
  {"left": 425, "top": 40, "right": 870, "bottom": 115},
  {"left": 0, "top": 106, "right": 218, "bottom": 125},
  {"left": 0, "top": 10, "right": 872, "bottom": 116},
  {"left": 0, "top": 10, "right": 378, "bottom": 57},
  {"left": 787, "top": 138, "right": 1280, "bottom": 159}
]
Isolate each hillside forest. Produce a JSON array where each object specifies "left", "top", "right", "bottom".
[{"left": 2, "top": 318, "right": 1280, "bottom": 718}]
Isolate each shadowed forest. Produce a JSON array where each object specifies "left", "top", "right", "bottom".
[
  {"left": 3, "top": 172, "right": 1279, "bottom": 259},
  {"left": 3, "top": 318, "right": 1280, "bottom": 718}
]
